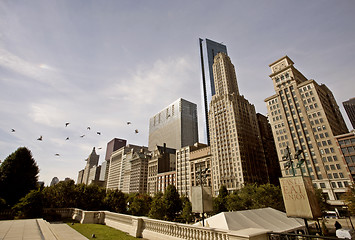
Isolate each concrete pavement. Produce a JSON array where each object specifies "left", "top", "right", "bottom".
[{"left": 0, "top": 219, "right": 88, "bottom": 240}]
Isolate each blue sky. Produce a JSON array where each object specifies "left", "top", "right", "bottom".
[{"left": 1, "top": 1, "right": 354, "bottom": 185}]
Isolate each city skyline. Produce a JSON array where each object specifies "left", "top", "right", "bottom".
[{"left": 1, "top": 1, "right": 355, "bottom": 185}]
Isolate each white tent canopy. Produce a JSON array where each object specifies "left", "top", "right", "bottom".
[{"left": 195, "top": 208, "right": 306, "bottom": 233}]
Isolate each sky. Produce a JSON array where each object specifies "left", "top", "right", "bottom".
[{"left": 0, "top": 1, "right": 354, "bottom": 186}]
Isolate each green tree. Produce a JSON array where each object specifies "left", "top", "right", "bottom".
[
  {"left": 42, "top": 180, "right": 77, "bottom": 208},
  {"left": 0, "top": 197, "right": 7, "bottom": 211},
  {"left": 343, "top": 186, "right": 355, "bottom": 215},
  {"left": 163, "top": 185, "right": 182, "bottom": 221},
  {"left": 149, "top": 192, "right": 166, "bottom": 220},
  {"left": 76, "top": 184, "right": 105, "bottom": 210},
  {"left": 13, "top": 189, "right": 43, "bottom": 219},
  {"left": 180, "top": 196, "right": 193, "bottom": 223},
  {"left": 104, "top": 189, "right": 127, "bottom": 213},
  {"left": 226, "top": 183, "right": 284, "bottom": 211},
  {"left": 127, "top": 193, "right": 151, "bottom": 216},
  {"left": 314, "top": 188, "right": 330, "bottom": 213},
  {"left": 0, "top": 147, "right": 39, "bottom": 206},
  {"left": 213, "top": 185, "right": 229, "bottom": 214}
]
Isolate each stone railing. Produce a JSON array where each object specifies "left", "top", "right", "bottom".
[{"left": 46, "top": 208, "right": 269, "bottom": 240}]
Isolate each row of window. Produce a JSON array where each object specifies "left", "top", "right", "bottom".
[
  {"left": 338, "top": 138, "right": 355, "bottom": 146},
  {"left": 341, "top": 146, "right": 355, "bottom": 154},
  {"left": 319, "top": 181, "right": 349, "bottom": 189}
]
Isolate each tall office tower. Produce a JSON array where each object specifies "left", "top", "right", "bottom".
[
  {"left": 265, "top": 56, "right": 351, "bottom": 204},
  {"left": 100, "top": 138, "right": 127, "bottom": 187},
  {"left": 106, "top": 144, "right": 146, "bottom": 191},
  {"left": 147, "top": 144, "right": 176, "bottom": 195},
  {"left": 209, "top": 52, "right": 268, "bottom": 196},
  {"left": 148, "top": 98, "right": 198, "bottom": 151},
  {"left": 199, "top": 38, "right": 228, "bottom": 145},
  {"left": 335, "top": 131, "right": 355, "bottom": 183},
  {"left": 176, "top": 143, "right": 208, "bottom": 197},
  {"left": 343, "top": 98, "right": 355, "bottom": 129},
  {"left": 256, "top": 113, "right": 282, "bottom": 186},
  {"left": 77, "top": 147, "right": 100, "bottom": 185}
]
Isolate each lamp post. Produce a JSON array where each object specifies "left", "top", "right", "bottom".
[{"left": 196, "top": 166, "right": 209, "bottom": 227}]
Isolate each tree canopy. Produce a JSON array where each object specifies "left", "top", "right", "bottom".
[{"left": 0, "top": 147, "right": 39, "bottom": 207}]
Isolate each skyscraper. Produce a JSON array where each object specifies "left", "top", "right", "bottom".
[
  {"left": 106, "top": 144, "right": 147, "bottom": 192},
  {"left": 256, "top": 113, "right": 282, "bottom": 186},
  {"left": 77, "top": 147, "right": 100, "bottom": 185},
  {"left": 209, "top": 52, "right": 268, "bottom": 196},
  {"left": 100, "top": 138, "right": 127, "bottom": 187},
  {"left": 199, "top": 38, "right": 228, "bottom": 145},
  {"left": 265, "top": 56, "right": 351, "bottom": 204},
  {"left": 343, "top": 98, "right": 355, "bottom": 129},
  {"left": 148, "top": 98, "right": 198, "bottom": 151}
]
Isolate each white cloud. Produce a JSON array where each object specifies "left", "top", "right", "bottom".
[{"left": 103, "top": 56, "right": 195, "bottom": 107}]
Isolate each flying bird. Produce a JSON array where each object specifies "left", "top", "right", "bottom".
[
  {"left": 98, "top": 147, "right": 102, "bottom": 150},
  {"left": 11, "top": 129, "right": 15, "bottom": 132},
  {"left": 37, "top": 136, "right": 43, "bottom": 141},
  {"left": 66, "top": 137, "right": 69, "bottom": 140},
  {"left": 80, "top": 135, "right": 85, "bottom": 138},
  {"left": 97, "top": 132, "right": 101, "bottom": 135},
  {"left": 87, "top": 127, "right": 91, "bottom": 130},
  {"left": 127, "top": 121, "right": 131, "bottom": 125},
  {"left": 55, "top": 154, "right": 60, "bottom": 156},
  {"left": 135, "top": 129, "right": 139, "bottom": 134},
  {"left": 65, "top": 122, "right": 70, "bottom": 127}
]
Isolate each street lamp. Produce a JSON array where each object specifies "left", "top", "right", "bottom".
[{"left": 196, "top": 166, "right": 210, "bottom": 227}]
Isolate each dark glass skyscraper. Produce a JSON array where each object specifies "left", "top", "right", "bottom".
[{"left": 199, "top": 38, "right": 228, "bottom": 145}]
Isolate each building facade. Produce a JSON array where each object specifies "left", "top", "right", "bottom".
[
  {"left": 148, "top": 98, "right": 198, "bottom": 151},
  {"left": 343, "top": 98, "right": 355, "bottom": 129},
  {"left": 106, "top": 144, "right": 147, "bottom": 192},
  {"left": 256, "top": 113, "right": 282, "bottom": 186},
  {"left": 157, "top": 171, "right": 176, "bottom": 194},
  {"left": 189, "top": 145, "right": 212, "bottom": 194},
  {"left": 128, "top": 150, "right": 151, "bottom": 194},
  {"left": 264, "top": 56, "right": 351, "bottom": 204},
  {"left": 199, "top": 38, "right": 228, "bottom": 145},
  {"left": 209, "top": 52, "right": 268, "bottom": 196},
  {"left": 101, "top": 138, "right": 127, "bottom": 187},
  {"left": 176, "top": 143, "right": 208, "bottom": 197},
  {"left": 335, "top": 131, "right": 355, "bottom": 183},
  {"left": 147, "top": 144, "right": 176, "bottom": 195}
]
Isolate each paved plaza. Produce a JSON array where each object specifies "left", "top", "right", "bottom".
[{"left": 0, "top": 219, "right": 88, "bottom": 240}]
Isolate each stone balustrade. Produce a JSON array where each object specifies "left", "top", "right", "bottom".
[{"left": 45, "top": 208, "right": 268, "bottom": 240}]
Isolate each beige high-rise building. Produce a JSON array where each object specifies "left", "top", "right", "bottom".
[
  {"left": 209, "top": 52, "right": 268, "bottom": 196},
  {"left": 265, "top": 56, "right": 351, "bottom": 204},
  {"left": 106, "top": 144, "right": 147, "bottom": 192},
  {"left": 128, "top": 148, "right": 150, "bottom": 194}
]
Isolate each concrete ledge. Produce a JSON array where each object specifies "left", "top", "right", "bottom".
[{"left": 36, "top": 219, "right": 58, "bottom": 240}]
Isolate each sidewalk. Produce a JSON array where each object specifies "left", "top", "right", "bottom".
[{"left": 0, "top": 219, "right": 88, "bottom": 240}]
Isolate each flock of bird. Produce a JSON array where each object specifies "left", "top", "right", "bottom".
[{"left": 9, "top": 121, "right": 139, "bottom": 158}]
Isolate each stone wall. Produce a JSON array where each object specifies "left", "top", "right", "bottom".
[{"left": 46, "top": 208, "right": 269, "bottom": 240}]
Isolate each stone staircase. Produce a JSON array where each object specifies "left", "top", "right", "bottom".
[{"left": 0, "top": 219, "right": 88, "bottom": 240}]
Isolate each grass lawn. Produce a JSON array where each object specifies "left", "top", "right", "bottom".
[{"left": 67, "top": 222, "right": 139, "bottom": 240}]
